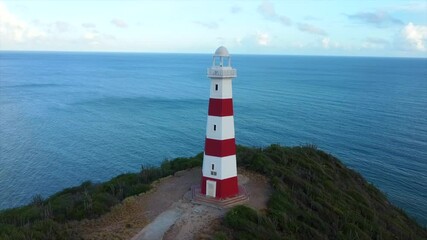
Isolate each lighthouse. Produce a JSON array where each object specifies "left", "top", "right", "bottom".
[{"left": 201, "top": 46, "right": 239, "bottom": 199}]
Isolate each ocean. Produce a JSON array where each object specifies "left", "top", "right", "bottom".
[{"left": 0, "top": 52, "right": 426, "bottom": 225}]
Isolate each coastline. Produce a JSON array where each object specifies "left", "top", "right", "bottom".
[{"left": 1, "top": 145, "right": 426, "bottom": 239}]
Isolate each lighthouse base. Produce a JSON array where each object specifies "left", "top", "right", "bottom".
[
  {"left": 201, "top": 176, "right": 239, "bottom": 199},
  {"left": 191, "top": 184, "right": 249, "bottom": 209}
]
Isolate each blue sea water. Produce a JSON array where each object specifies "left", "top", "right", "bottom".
[{"left": 0, "top": 52, "right": 426, "bottom": 225}]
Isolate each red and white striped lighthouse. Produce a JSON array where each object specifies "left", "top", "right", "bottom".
[{"left": 201, "top": 46, "right": 238, "bottom": 199}]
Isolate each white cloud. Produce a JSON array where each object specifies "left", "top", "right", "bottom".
[
  {"left": 279, "top": 16, "right": 291, "bottom": 26},
  {"left": 82, "top": 23, "right": 96, "bottom": 29},
  {"left": 298, "top": 23, "right": 327, "bottom": 36},
  {"left": 319, "top": 38, "right": 347, "bottom": 50},
  {"left": 257, "top": 32, "right": 270, "bottom": 46},
  {"left": 258, "top": 0, "right": 276, "bottom": 19},
  {"left": 0, "top": 2, "right": 45, "bottom": 43},
  {"left": 52, "top": 21, "right": 69, "bottom": 33},
  {"left": 401, "top": 22, "right": 427, "bottom": 51},
  {"left": 257, "top": 0, "right": 291, "bottom": 26},
  {"left": 83, "top": 32, "right": 96, "bottom": 41},
  {"left": 0, "top": 2, "right": 112, "bottom": 50},
  {"left": 83, "top": 32, "right": 99, "bottom": 45},
  {"left": 111, "top": 18, "right": 128, "bottom": 28},
  {"left": 322, "top": 38, "right": 330, "bottom": 49},
  {"left": 347, "top": 11, "right": 403, "bottom": 28},
  {"left": 82, "top": 30, "right": 115, "bottom": 46},
  {"left": 232, "top": 33, "right": 270, "bottom": 48}
]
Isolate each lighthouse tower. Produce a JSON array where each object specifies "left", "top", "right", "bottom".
[{"left": 201, "top": 46, "right": 238, "bottom": 199}]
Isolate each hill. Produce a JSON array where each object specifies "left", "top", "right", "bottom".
[
  {"left": 216, "top": 145, "right": 427, "bottom": 239},
  {"left": 0, "top": 145, "right": 425, "bottom": 239}
]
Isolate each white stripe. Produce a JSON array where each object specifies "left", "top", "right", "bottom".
[
  {"left": 202, "top": 154, "right": 237, "bottom": 180},
  {"left": 206, "top": 116, "right": 235, "bottom": 140},
  {"left": 209, "top": 79, "right": 233, "bottom": 99}
]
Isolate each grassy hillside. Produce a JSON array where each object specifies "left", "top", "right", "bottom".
[
  {"left": 0, "top": 145, "right": 425, "bottom": 239},
  {"left": 0, "top": 154, "right": 203, "bottom": 239},
  {"left": 217, "top": 145, "right": 427, "bottom": 240}
]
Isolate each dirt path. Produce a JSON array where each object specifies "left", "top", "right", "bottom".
[
  {"left": 131, "top": 203, "right": 186, "bottom": 240},
  {"left": 73, "top": 167, "right": 271, "bottom": 240}
]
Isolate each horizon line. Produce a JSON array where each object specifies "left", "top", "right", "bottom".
[{"left": 0, "top": 49, "right": 426, "bottom": 59}]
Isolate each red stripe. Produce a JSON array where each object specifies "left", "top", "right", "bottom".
[
  {"left": 208, "top": 98, "right": 233, "bottom": 116},
  {"left": 201, "top": 176, "right": 239, "bottom": 199},
  {"left": 204, "top": 138, "right": 236, "bottom": 157}
]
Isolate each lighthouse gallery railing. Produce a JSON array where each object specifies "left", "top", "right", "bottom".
[{"left": 207, "top": 68, "right": 237, "bottom": 78}]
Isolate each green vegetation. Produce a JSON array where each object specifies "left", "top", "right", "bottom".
[
  {"left": 218, "top": 144, "right": 427, "bottom": 239},
  {"left": 0, "top": 153, "right": 202, "bottom": 240},
  {"left": 1, "top": 145, "right": 426, "bottom": 240}
]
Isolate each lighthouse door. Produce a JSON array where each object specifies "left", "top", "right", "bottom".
[{"left": 206, "top": 180, "right": 216, "bottom": 198}]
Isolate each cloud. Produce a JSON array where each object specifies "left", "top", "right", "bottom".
[
  {"left": 83, "top": 29, "right": 98, "bottom": 41},
  {"left": 231, "top": 5, "right": 241, "bottom": 14},
  {"left": 82, "top": 30, "right": 115, "bottom": 46},
  {"left": 400, "top": 22, "right": 427, "bottom": 51},
  {"left": 82, "top": 23, "right": 96, "bottom": 29},
  {"left": 193, "top": 21, "right": 218, "bottom": 29},
  {"left": 320, "top": 37, "right": 342, "bottom": 49},
  {"left": 234, "top": 32, "right": 270, "bottom": 47},
  {"left": 322, "top": 38, "right": 330, "bottom": 49},
  {"left": 83, "top": 32, "right": 97, "bottom": 41},
  {"left": 347, "top": 11, "right": 403, "bottom": 28},
  {"left": 111, "top": 18, "right": 128, "bottom": 28},
  {"left": 30, "top": 20, "right": 70, "bottom": 34},
  {"left": 279, "top": 16, "right": 291, "bottom": 26},
  {"left": 0, "top": 2, "right": 119, "bottom": 51},
  {"left": 257, "top": 0, "right": 291, "bottom": 26},
  {"left": 52, "top": 21, "right": 69, "bottom": 33},
  {"left": 257, "top": 32, "right": 270, "bottom": 46},
  {"left": 298, "top": 23, "right": 327, "bottom": 36},
  {"left": 0, "top": 2, "right": 45, "bottom": 43},
  {"left": 258, "top": 0, "right": 276, "bottom": 19}
]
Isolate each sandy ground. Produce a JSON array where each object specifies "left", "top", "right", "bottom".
[{"left": 73, "top": 167, "right": 271, "bottom": 240}]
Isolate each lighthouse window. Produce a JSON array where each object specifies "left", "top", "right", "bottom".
[
  {"left": 215, "top": 84, "right": 218, "bottom": 91},
  {"left": 211, "top": 164, "right": 214, "bottom": 170},
  {"left": 213, "top": 125, "right": 216, "bottom": 131}
]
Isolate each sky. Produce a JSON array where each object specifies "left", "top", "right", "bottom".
[{"left": 0, "top": 0, "right": 427, "bottom": 57}]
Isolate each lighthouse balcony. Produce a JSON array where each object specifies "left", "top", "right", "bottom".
[{"left": 207, "top": 68, "right": 237, "bottom": 78}]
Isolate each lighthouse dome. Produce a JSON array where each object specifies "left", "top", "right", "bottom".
[{"left": 214, "top": 46, "right": 229, "bottom": 57}]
